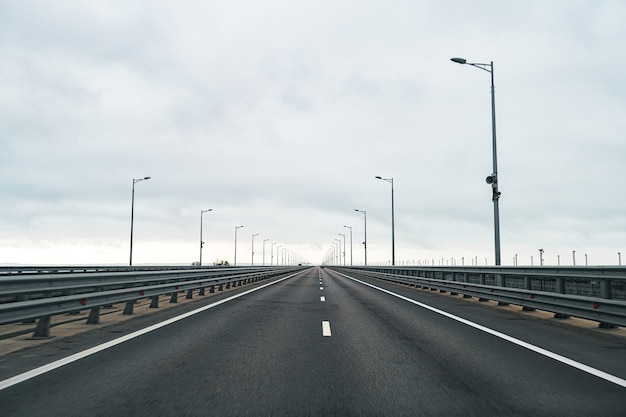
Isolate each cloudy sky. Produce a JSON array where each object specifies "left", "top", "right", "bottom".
[{"left": 1, "top": 0, "right": 625, "bottom": 266}]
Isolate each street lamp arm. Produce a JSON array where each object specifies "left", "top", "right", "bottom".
[{"left": 450, "top": 57, "right": 492, "bottom": 73}]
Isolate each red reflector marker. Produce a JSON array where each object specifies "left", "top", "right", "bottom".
[
  {"left": 593, "top": 303, "right": 600, "bottom": 309},
  {"left": 530, "top": 294, "right": 535, "bottom": 299},
  {"left": 80, "top": 299, "right": 86, "bottom": 306},
  {"left": 140, "top": 290, "right": 145, "bottom": 296}
]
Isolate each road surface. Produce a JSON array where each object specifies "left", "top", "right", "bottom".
[{"left": 1, "top": 266, "right": 625, "bottom": 416}]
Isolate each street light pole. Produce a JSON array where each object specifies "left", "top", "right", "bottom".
[
  {"left": 451, "top": 57, "right": 501, "bottom": 265},
  {"left": 263, "top": 238, "right": 269, "bottom": 266},
  {"left": 335, "top": 238, "right": 341, "bottom": 267},
  {"left": 251, "top": 233, "right": 259, "bottom": 266},
  {"left": 338, "top": 233, "right": 346, "bottom": 266},
  {"left": 375, "top": 176, "right": 395, "bottom": 265},
  {"left": 199, "top": 209, "right": 213, "bottom": 266},
  {"left": 234, "top": 225, "right": 244, "bottom": 266},
  {"left": 129, "top": 176, "right": 151, "bottom": 266},
  {"left": 271, "top": 243, "right": 276, "bottom": 266},
  {"left": 343, "top": 225, "right": 353, "bottom": 266},
  {"left": 354, "top": 209, "right": 367, "bottom": 265}
]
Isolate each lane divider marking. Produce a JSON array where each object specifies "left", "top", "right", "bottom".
[
  {"left": 332, "top": 269, "right": 626, "bottom": 389},
  {"left": 322, "top": 321, "right": 332, "bottom": 337},
  {"left": 320, "top": 287, "right": 323, "bottom": 290},
  {"left": 320, "top": 296, "right": 326, "bottom": 302},
  {"left": 0, "top": 270, "right": 308, "bottom": 392}
]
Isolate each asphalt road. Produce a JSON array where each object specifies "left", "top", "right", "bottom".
[{"left": 1, "top": 266, "right": 625, "bottom": 416}]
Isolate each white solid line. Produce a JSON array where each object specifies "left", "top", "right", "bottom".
[
  {"left": 320, "top": 296, "right": 326, "bottom": 302},
  {"left": 333, "top": 270, "right": 626, "bottom": 389},
  {"left": 0, "top": 270, "right": 307, "bottom": 392},
  {"left": 320, "top": 287, "right": 323, "bottom": 290},
  {"left": 322, "top": 321, "right": 332, "bottom": 336}
]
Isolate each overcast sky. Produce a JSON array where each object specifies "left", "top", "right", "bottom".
[{"left": 1, "top": 1, "right": 625, "bottom": 266}]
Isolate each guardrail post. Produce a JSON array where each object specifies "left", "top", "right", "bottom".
[
  {"left": 186, "top": 289, "right": 194, "bottom": 299},
  {"left": 31, "top": 316, "right": 52, "bottom": 339},
  {"left": 150, "top": 295, "right": 159, "bottom": 308},
  {"left": 556, "top": 276, "right": 565, "bottom": 294},
  {"left": 199, "top": 287, "right": 206, "bottom": 296},
  {"left": 87, "top": 306, "right": 101, "bottom": 324},
  {"left": 210, "top": 285, "right": 215, "bottom": 293},
  {"left": 123, "top": 300, "right": 134, "bottom": 315},
  {"left": 600, "top": 279, "right": 611, "bottom": 299},
  {"left": 170, "top": 292, "right": 178, "bottom": 303},
  {"left": 219, "top": 283, "right": 224, "bottom": 291}
]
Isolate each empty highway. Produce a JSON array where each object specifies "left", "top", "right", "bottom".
[{"left": 1, "top": 266, "right": 625, "bottom": 416}]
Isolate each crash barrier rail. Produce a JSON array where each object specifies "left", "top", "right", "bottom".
[
  {"left": 0, "top": 265, "right": 225, "bottom": 276},
  {"left": 332, "top": 266, "right": 626, "bottom": 328},
  {"left": 0, "top": 266, "right": 306, "bottom": 338}
]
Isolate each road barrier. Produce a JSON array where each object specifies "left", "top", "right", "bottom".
[
  {"left": 0, "top": 266, "right": 305, "bottom": 338},
  {"left": 333, "top": 266, "right": 626, "bottom": 328}
]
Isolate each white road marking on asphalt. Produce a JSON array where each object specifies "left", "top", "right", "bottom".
[
  {"left": 0, "top": 270, "right": 309, "bottom": 392},
  {"left": 320, "top": 287, "right": 323, "bottom": 290},
  {"left": 320, "top": 296, "right": 326, "bottom": 302},
  {"left": 333, "top": 270, "right": 626, "bottom": 389},
  {"left": 322, "top": 321, "right": 332, "bottom": 336}
]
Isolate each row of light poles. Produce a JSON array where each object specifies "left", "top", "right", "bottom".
[
  {"left": 132, "top": 57, "right": 499, "bottom": 268},
  {"left": 233, "top": 226, "right": 303, "bottom": 266},
  {"left": 349, "top": 175, "right": 394, "bottom": 266},
  {"left": 348, "top": 55, "right": 498, "bottom": 268}
]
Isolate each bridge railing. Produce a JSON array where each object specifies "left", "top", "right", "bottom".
[
  {"left": 0, "top": 266, "right": 305, "bottom": 338},
  {"left": 333, "top": 266, "right": 626, "bottom": 328}
]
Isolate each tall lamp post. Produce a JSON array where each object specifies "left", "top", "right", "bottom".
[
  {"left": 129, "top": 176, "right": 151, "bottom": 266},
  {"left": 199, "top": 209, "right": 213, "bottom": 266},
  {"left": 375, "top": 176, "right": 395, "bottom": 265},
  {"left": 338, "top": 233, "right": 346, "bottom": 265},
  {"left": 271, "top": 242, "right": 277, "bottom": 266},
  {"left": 451, "top": 57, "right": 501, "bottom": 265},
  {"left": 251, "top": 233, "right": 259, "bottom": 266},
  {"left": 343, "top": 225, "right": 353, "bottom": 266},
  {"left": 335, "top": 238, "right": 342, "bottom": 266},
  {"left": 234, "top": 225, "right": 244, "bottom": 266},
  {"left": 354, "top": 209, "right": 367, "bottom": 265},
  {"left": 263, "top": 238, "right": 270, "bottom": 266}
]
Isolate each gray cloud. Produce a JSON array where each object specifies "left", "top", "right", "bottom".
[{"left": 1, "top": 1, "right": 625, "bottom": 266}]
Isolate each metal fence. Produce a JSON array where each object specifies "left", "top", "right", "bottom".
[
  {"left": 333, "top": 266, "right": 626, "bottom": 328},
  {"left": 0, "top": 266, "right": 306, "bottom": 338}
]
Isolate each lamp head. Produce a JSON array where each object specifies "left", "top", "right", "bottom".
[{"left": 451, "top": 57, "right": 467, "bottom": 64}]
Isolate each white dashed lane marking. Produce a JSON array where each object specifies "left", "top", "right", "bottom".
[
  {"left": 322, "top": 321, "right": 332, "bottom": 336},
  {"left": 320, "top": 296, "right": 325, "bottom": 302}
]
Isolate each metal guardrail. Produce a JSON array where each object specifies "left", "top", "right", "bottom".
[
  {"left": 0, "top": 265, "right": 245, "bottom": 276},
  {"left": 333, "top": 266, "right": 626, "bottom": 328},
  {"left": 0, "top": 266, "right": 306, "bottom": 338}
]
